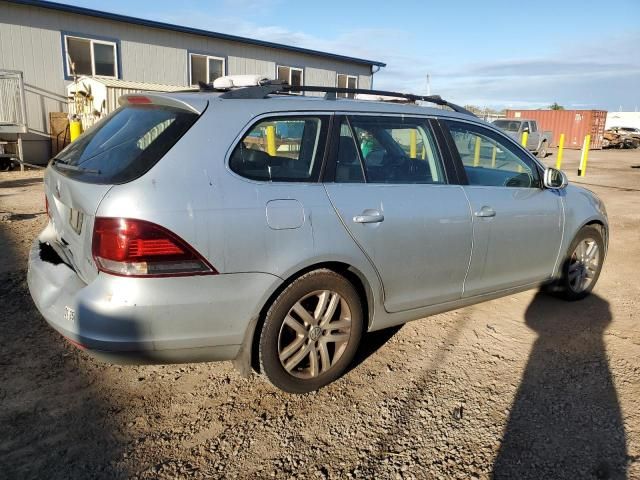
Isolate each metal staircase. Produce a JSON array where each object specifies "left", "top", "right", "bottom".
[{"left": 0, "top": 70, "right": 27, "bottom": 171}]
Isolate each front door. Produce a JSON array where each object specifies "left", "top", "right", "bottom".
[
  {"left": 442, "top": 120, "right": 563, "bottom": 297},
  {"left": 324, "top": 115, "right": 472, "bottom": 313}
]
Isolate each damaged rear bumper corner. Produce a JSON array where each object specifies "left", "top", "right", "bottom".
[{"left": 27, "top": 234, "right": 281, "bottom": 365}]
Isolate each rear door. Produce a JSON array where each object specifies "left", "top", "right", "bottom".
[
  {"left": 45, "top": 94, "right": 205, "bottom": 282},
  {"left": 441, "top": 119, "right": 563, "bottom": 297},
  {"left": 323, "top": 114, "right": 472, "bottom": 313}
]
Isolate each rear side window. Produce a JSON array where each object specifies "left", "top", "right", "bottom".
[
  {"left": 53, "top": 105, "right": 199, "bottom": 184},
  {"left": 229, "top": 116, "right": 328, "bottom": 182}
]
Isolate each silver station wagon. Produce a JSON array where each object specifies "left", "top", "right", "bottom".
[{"left": 28, "top": 76, "right": 608, "bottom": 393}]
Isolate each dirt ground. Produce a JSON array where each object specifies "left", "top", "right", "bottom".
[{"left": 0, "top": 148, "right": 638, "bottom": 480}]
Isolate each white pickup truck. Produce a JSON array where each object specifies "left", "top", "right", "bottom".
[{"left": 493, "top": 119, "right": 553, "bottom": 158}]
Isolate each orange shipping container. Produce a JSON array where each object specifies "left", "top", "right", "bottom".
[{"left": 505, "top": 109, "right": 607, "bottom": 149}]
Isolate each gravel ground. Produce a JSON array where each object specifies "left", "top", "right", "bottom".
[{"left": 0, "top": 148, "right": 638, "bottom": 479}]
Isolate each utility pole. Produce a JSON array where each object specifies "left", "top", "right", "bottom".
[{"left": 426, "top": 74, "right": 431, "bottom": 96}]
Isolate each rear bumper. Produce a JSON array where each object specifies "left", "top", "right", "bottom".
[{"left": 27, "top": 234, "right": 281, "bottom": 365}]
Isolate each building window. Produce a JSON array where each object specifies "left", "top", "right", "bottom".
[
  {"left": 277, "top": 66, "right": 304, "bottom": 94},
  {"left": 64, "top": 35, "right": 118, "bottom": 78},
  {"left": 189, "top": 53, "right": 225, "bottom": 86},
  {"left": 337, "top": 74, "right": 357, "bottom": 98}
]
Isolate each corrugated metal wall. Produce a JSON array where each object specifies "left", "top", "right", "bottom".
[
  {"left": 505, "top": 110, "right": 607, "bottom": 150},
  {"left": 0, "top": 1, "right": 374, "bottom": 163}
]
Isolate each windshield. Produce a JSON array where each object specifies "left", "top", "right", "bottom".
[
  {"left": 493, "top": 120, "right": 521, "bottom": 133},
  {"left": 53, "top": 105, "right": 199, "bottom": 184}
]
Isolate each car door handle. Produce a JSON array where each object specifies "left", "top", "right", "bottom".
[
  {"left": 474, "top": 206, "right": 496, "bottom": 218},
  {"left": 353, "top": 209, "right": 384, "bottom": 224}
]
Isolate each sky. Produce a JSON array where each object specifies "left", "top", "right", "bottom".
[{"left": 62, "top": 0, "right": 640, "bottom": 111}]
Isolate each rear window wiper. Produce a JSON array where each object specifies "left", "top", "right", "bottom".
[
  {"left": 51, "top": 156, "right": 70, "bottom": 165},
  {"left": 54, "top": 162, "right": 101, "bottom": 175}
]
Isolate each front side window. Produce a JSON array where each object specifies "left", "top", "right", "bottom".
[
  {"left": 189, "top": 54, "right": 225, "bottom": 85},
  {"left": 65, "top": 35, "right": 118, "bottom": 78},
  {"left": 277, "top": 66, "right": 304, "bottom": 93},
  {"left": 230, "top": 116, "right": 328, "bottom": 182},
  {"left": 445, "top": 120, "right": 540, "bottom": 188},
  {"left": 335, "top": 116, "right": 446, "bottom": 184},
  {"left": 337, "top": 74, "right": 357, "bottom": 98}
]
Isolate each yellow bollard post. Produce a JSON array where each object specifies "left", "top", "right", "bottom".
[
  {"left": 491, "top": 145, "right": 497, "bottom": 168},
  {"left": 473, "top": 137, "right": 481, "bottom": 167},
  {"left": 555, "top": 133, "right": 565, "bottom": 169},
  {"left": 69, "top": 119, "right": 83, "bottom": 142},
  {"left": 265, "top": 125, "right": 277, "bottom": 156},
  {"left": 518, "top": 131, "right": 528, "bottom": 173},
  {"left": 578, "top": 134, "right": 591, "bottom": 177},
  {"left": 409, "top": 129, "right": 417, "bottom": 159}
]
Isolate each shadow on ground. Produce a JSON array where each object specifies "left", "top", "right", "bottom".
[
  {"left": 347, "top": 324, "right": 403, "bottom": 373},
  {"left": 493, "top": 293, "right": 628, "bottom": 479},
  {"left": 0, "top": 176, "right": 45, "bottom": 190},
  {"left": 0, "top": 213, "right": 130, "bottom": 478}
]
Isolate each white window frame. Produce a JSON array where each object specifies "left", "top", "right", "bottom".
[
  {"left": 336, "top": 74, "right": 358, "bottom": 98},
  {"left": 277, "top": 65, "right": 304, "bottom": 94},
  {"left": 64, "top": 35, "right": 118, "bottom": 78},
  {"left": 189, "top": 53, "right": 226, "bottom": 86}
]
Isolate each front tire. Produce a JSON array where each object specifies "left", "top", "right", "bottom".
[
  {"left": 259, "top": 269, "right": 363, "bottom": 393},
  {"left": 536, "top": 141, "right": 548, "bottom": 158},
  {"left": 552, "top": 226, "right": 604, "bottom": 301}
]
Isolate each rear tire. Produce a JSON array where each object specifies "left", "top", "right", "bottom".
[
  {"left": 551, "top": 226, "right": 604, "bottom": 301},
  {"left": 0, "top": 158, "right": 12, "bottom": 171},
  {"left": 259, "top": 269, "right": 363, "bottom": 393}
]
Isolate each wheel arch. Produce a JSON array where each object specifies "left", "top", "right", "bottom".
[
  {"left": 233, "top": 261, "right": 375, "bottom": 376},
  {"left": 583, "top": 219, "right": 608, "bottom": 255},
  {"left": 556, "top": 218, "right": 608, "bottom": 278}
]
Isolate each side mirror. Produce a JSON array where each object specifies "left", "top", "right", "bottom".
[{"left": 543, "top": 167, "right": 568, "bottom": 189}]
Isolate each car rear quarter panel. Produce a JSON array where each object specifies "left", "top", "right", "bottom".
[{"left": 96, "top": 101, "right": 383, "bottom": 324}]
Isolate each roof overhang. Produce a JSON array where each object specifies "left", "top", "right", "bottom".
[{"left": 6, "top": 0, "right": 387, "bottom": 68}]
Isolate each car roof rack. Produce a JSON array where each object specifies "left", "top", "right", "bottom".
[
  {"left": 209, "top": 80, "right": 475, "bottom": 117},
  {"left": 297, "top": 86, "right": 475, "bottom": 116}
]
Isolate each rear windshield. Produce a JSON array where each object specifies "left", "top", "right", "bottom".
[
  {"left": 493, "top": 120, "right": 521, "bottom": 132},
  {"left": 52, "top": 105, "right": 199, "bottom": 184}
]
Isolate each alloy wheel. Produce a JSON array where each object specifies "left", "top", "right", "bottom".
[
  {"left": 277, "top": 290, "right": 352, "bottom": 379},
  {"left": 568, "top": 238, "right": 600, "bottom": 293}
]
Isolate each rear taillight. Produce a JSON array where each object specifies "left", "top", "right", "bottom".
[
  {"left": 126, "top": 96, "right": 152, "bottom": 104},
  {"left": 92, "top": 218, "right": 217, "bottom": 277}
]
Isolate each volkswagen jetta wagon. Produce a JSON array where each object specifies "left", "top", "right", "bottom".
[{"left": 28, "top": 77, "right": 608, "bottom": 393}]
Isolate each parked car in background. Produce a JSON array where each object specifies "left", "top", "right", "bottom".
[
  {"left": 27, "top": 77, "right": 608, "bottom": 393},
  {"left": 493, "top": 119, "right": 553, "bottom": 157},
  {"left": 611, "top": 126, "right": 640, "bottom": 137}
]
